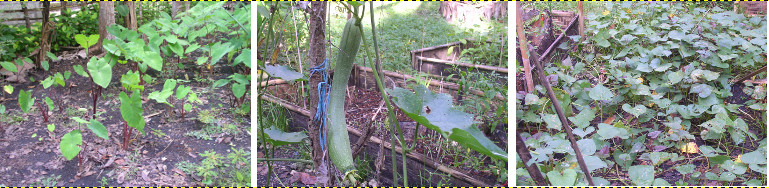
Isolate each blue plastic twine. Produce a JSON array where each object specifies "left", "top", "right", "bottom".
[{"left": 309, "top": 58, "right": 330, "bottom": 153}]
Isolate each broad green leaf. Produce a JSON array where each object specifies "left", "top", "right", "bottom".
[
  {"left": 265, "top": 65, "right": 303, "bottom": 81},
  {"left": 120, "top": 92, "right": 145, "bottom": 134},
  {"left": 690, "top": 84, "right": 712, "bottom": 98},
  {"left": 722, "top": 160, "right": 747, "bottom": 175},
  {"left": 44, "top": 97, "right": 54, "bottom": 111},
  {"left": 41, "top": 61, "right": 49, "bottom": 71},
  {"left": 47, "top": 124, "right": 55, "bottom": 132},
  {"left": 234, "top": 49, "right": 251, "bottom": 68},
  {"left": 185, "top": 43, "right": 201, "bottom": 54},
  {"left": 74, "top": 34, "right": 99, "bottom": 50},
  {"left": 622, "top": 104, "right": 647, "bottom": 117},
  {"left": 18, "top": 90, "right": 34, "bottom": 113},
  {"left": 140, "top": 50, "right": 163, "bottom": 71},
  {"left": 0, "top": 61, "right": 17, "bottom": 73},
  {"left": 597, "top": 123, "right": 629, "bottom": 140},
  {"left": 547, "top": 169, "right": 577, "bottom": 186},
  {"left": 576, "top": 139, "right": 596, "bottom": 156},
  {"left": 3, "top": 85, "right": 12, "bottom": 94},
  {"left": 87, "top": 119, "right": 109, "bottom": 140},
  {"left": 184, "top": 103, "right": 193, "bottom": 112},
  {"left": 652, "top": 178, "right": 670, "bottom": 186},
  {"left": 46, "top": 51, "right": 58, "bottom": 61},
  {"left": 675, "top": 164, "right": 696, "bottom": 174},
  {"left": 541, "top": 113, "right": 561, "bottom": 130},
  {"left": 54, "top": 72, "right": 65, "bottom": 87},
  {"left": 148, "top": 79, "right": 177, "bottom": 106},
  {"left": 568, "top": 108, "right": 595, "bottom": 128},
  {"left": 176, "top": 85, "right": 191, "bottom": 100},
  {"left": 667, "top": 71, "right": 684, "bottom": 84},
  {"left": 263, "top": 127, "right": 308, "bottom": 146},
  {"left": 524, "top": 93, "right": 539, "bottom": 105},
  {"left": 572, "top": 127, "right": 595, "bottom": 138},
  {"left": 589, "top": 84, "right": 614, "bottom": 101},
  {"left": 629, "top": 165, "right": 654, "bottom": 186},
  {"left": 60, "top": 129, "right": 82, "bottom": 160},
  {"left": 232, "top": 82, "right": 247, "bottom": 98},
  {"left": 86, "top": 57, "right": 113, "bottom": 88},
  {"left": 582, "top": 155, "right": 608, "bottom": 172},
  {"left": 73, "top": 65, "right": 89, "bottom": 78},
  {"left": 209, "top": 42, "right": 235, "bottom": 65},
  {"left": 388, "top": 85, "right": 507, "bottom": 161},
  {"left": 41, "top": 76, "right": 55, "bottom": 89}
]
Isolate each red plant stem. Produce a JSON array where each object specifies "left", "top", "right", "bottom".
[
  {"left": 36, "top": 102, "right": 49, "bottom": 123},
  {"left": 122, "top": 121, "right": 128, "bottom": 150},
  {"left": 91, "top": 86, "right": 100, "bottom": 119}
]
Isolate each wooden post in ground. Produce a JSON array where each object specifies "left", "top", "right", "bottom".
[
  {"left": 21, "top": 2, "right": 31, "bottom": 30},
  {"left": 531, "top": 52, "right": 595, "bottom": 186},
  {"left": 38, "top": 2, "right": 51, "bottom": 68},
  {"left": 516, "top": 133, "right": 547, "bottom": 186},
  {"left": 578, "top": 2, "right": 585, "bottom": 41},
  {"left": 515, "top": 2, "right": 535, "bottom": 93},
  {"left": 307, "top": 2, "right": 328, "bottom": 185}
]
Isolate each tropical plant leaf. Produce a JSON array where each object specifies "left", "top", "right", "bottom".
[
  {"left": 86, "top": 57, "right": 113, "bottom": 88},
  {"left": 589, "top": 84, "right": 614, "bottom": 101},
  {"left": 265, "top": 65, "right": 303, "bottom": 81},
  {"left": 60, "top": 129, "right": 82, "bottom": 160},
  {"left": 388, "top": 84, "right": 507, "bottom": 161},
  {"left": 629, "top": 165, "right": 654, "bottom": 186},
  {"left": 120, "top": 91, "right": 145, "bottom": 134},
  {"left": 87, "top": 119, "right": 109, "bottom": 140},
  {"left": 18, "top": 90, "right": 34, "bottom": 113}
]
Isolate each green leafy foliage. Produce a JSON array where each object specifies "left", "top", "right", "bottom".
[
  {"left": 148, "top": 79, "right": 177, "bottom": 106},
  {"left": 18, "top": 90, "right": 34, "bottom": 113},
  {"left": 60, "top": 130, "right": 82, "bottom": 160},
  {"left": 517, "top": 3, "right": 766, "bottom": 186},
  {"left": 74, "top": 34, "right": 100, "bottom": 50},
  {"left": 86, "top": 57, "right": 113, "bottom": 88},
  {"left": 120, "top": 92, "right": 145, "bottom": 134},
  {"left": 263, "top": 127, "right": 308, "bottom": 147},
  {"left": 388, "top": 84, "right": 507, "bottom": 161}
]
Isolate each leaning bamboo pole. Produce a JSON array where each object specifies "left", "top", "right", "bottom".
[{"left": 260, "top": 93, "right": 492, "bottom": 187}]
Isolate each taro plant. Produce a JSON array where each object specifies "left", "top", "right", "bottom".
[
  {"left": 60, "top": 117, "right": 108, "bottom": 165},
  {"left": 119, "top": 91, "right": 144, "bottom": 150}
]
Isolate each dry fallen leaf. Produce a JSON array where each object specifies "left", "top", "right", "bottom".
[{"left": 681, "top": 142, "right": 699, "bottom": 154}]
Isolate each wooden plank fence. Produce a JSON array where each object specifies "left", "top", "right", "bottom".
[{"left": 0, "top": 2, "right": 94, "bottom": 26}]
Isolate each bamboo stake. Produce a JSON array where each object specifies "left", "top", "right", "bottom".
[
  {"left": 531, "top": 53, "right": 594, "bottom": 186},
  {"left": 516, "top": 2, "right": 535, "bottom": 93},
  {"left": 260, "top": 92, "right": 492, "bottom": 186},
  {"left": 516, "top": 133, "right": 547, "bottom": 186},
  {"left": 732, "top": 65, "right": 767, "bottom": 84},
  {"left": 578, "top": 2, "right": 585, "bottom": 41}
]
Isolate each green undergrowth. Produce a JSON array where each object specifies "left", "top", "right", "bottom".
[{"left": 517, "top": 2, "right": 767, "bottom": 186}]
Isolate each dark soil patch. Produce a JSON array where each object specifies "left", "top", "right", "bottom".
[{"left": 0, "top": 49, "right": 250, "bottom": 186}]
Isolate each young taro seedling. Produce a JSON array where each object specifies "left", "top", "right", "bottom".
[
  {"left": 120, "top": 91, "right": 144, "bottom": 150},
  {"left": 60, "top": 117, "right": 108, "bottom": 165}
]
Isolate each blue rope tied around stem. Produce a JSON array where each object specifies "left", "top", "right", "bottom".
[{"left": 309, "top": 58, "right": 330, "bottom": 153}]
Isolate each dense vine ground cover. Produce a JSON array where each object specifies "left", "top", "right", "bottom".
[
  {"left": 517, "top": 3, "right": 767, "bottom": 186},
  {"left": 0, "top": 2, "right": 250, "bottom": 186}
]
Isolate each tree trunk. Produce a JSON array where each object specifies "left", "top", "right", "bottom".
[
  {"left": 62, "top": 2, "right": 68, "bottom": 12},
  {"left": 95, "top": 2, "right": 115, "bottom": 54},
  {"left": 126, "top": 2, "right": 137, "bottom": 30},
  {"left": 185, "top": 2, "right": 190, "bottom": 11},
  {"left": 21, "top": 2, "right": 31, "bottom": 30},
  {"left": 171, "top": 2, "right": 183, "bottom": 18},
  {"left": 137, "top": 2, "right": 142, "bottom": 26},
  {"left": 38, "top": 2, "right": 52, "bottom": 68},
  {"left": 307, "top": 1, "right": 326, "bottom": 182}
]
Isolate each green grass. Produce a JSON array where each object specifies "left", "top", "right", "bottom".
[{"left": 265, "top": 2, "right": 505, "bottom": 73}]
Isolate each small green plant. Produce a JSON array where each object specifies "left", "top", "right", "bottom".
[
  {"left": 151, "top": 128, "right": 166, "bottom": 138},
  {"left": 60, "top": 117, "right": 109, "bottom": 165},
  {"left": 30, "top": 174, "right": 61, "bottom": 187},
  {"left": 198, "top": 109, "right": 217, "bottom": 124}
]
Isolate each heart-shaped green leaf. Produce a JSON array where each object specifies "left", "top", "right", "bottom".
[
  {"left": 622, "top": 104, "right": 648, "bottom": 117},
  {"left": 18, "top": 90, "right": 34, "bottom": 113},
  {"left": 629, "top": 165, "right": 654, "bottom": 186},
  {"left": 75, "top": 34, "right": 100, "bottom": 50},
  {"left": 148, "top": 79, "right": 177, "bottom": 106},
  {"left": 589, "top": 84, "right": 614, "bottom": 101},
  {"left": 232, "top": 82, "right": 247, "bottom": 98},
  {"left": 547, "top": 169, "right": 577, "bottom": 186},
  {"left": 120, "top": 91, "right": 145, "bottom": 134},
  {"left": 60, "top": 129, "right": 83, "bottom": 160},
  {"left": 87, "top": 119, "right": 109, "bottom": 140},
  {"left": 388, "top": 84, "right": 507, "bottom": 161},
  {"left": 87, "top": 57, "right": 113, "bottom": 88}
]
